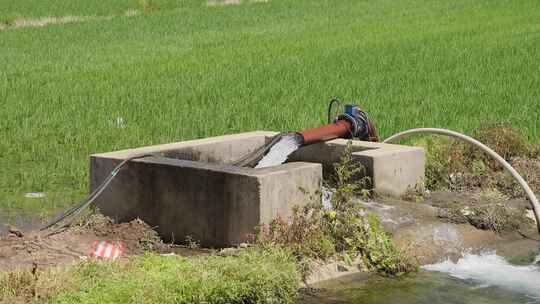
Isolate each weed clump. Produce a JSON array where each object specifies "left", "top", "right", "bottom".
[
  {"left": 473, "top": 123, "right": 529, "bottom": 165},
  {"left": 435, "top": 188, "right": 532, "bottom": 233},
  {"left": 256, "top": 142, "right": 417, "bottom": 278},
  {"left": 419, "top": 124, "right": 540, "bottom": 197},
  {"left": 257, "top": 206, "right": 336, "bottom": 261},
  {"left": 0, "top": 264, "right": 77, "bottom": 304},
  {"left": 401, "top": 182, "right": 427, "bottom": 203},
  {"left": 419, "top": 125, "right": 539, "bottom": 233},
  {"left": 438, "top": 201, "right": 526, "bottom": 233}
]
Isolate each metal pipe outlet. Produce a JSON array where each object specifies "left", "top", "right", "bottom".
[
  {"left": 297, "top": 104, "right": 378, "bottom": 146},
  {"left": 297, "top": 119, "right": 353, "bottom": 146}
]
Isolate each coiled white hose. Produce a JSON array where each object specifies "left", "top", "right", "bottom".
[{"left": 383, "top": 128, "right": 540, "bottom": 234}]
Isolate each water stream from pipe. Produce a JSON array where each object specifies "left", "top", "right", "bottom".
[
  {"left": 302, "top": 252, "right": 540, "bottom": 304},
  {"left": 255, "top": 134, "right": 302, "bottom": 168},
  {"left": 423, "top": 252, "right": 540, "bottom": 301}
]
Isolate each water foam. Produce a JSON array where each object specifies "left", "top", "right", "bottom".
[
  {"left": 255, "top": 134, "right": 301, "bottom": 168},
  {"left": 423, "top": 252, "right": 540, "bottom": 301}
]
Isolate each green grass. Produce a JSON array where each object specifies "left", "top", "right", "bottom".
[
  {"left": 0, "top": 248, "right": 300, "bottom": 304},
  {"left": 1, "top": 0, "right": 539, "bottom": 215}
]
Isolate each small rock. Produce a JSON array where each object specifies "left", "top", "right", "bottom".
[
  {"left": 461, "top": 206, "right": 473, "bottom": 216},
  {"left": 8, "top": 227, "right": 23, "bottom": 238},
  {"left": 238, "top": 243, "right": 249, "bottom": 248},
  {"left": 337, "top": 264, "right": 349, "bottom": 272}
]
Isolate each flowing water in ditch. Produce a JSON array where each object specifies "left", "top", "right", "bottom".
[
  {"left": 303, "top": 252, "right": 540, "bottom": 304},
  {"left": 254, "top": 135, "right": 540, "bottom": 303},
  {"left": 255, "top": 134, "right": 302, "bottom": 168}
]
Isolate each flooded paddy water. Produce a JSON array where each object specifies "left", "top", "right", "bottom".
[{"left": 0, "top": 209, "right": 43, "bottom": 235}]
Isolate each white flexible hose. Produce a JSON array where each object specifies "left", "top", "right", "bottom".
[{"left": 383, "top": 128, "right": 540, "bottom": 234}]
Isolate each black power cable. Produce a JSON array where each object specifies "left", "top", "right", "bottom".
[
  {"left": 42, "top": 132, "right": 288, "bottom": 235},
  {"left": 41, "top": 154, "right": 152, "bottom": 234},
  {"left": 327, "top": 97, "right": 342, "bottom": 124}
]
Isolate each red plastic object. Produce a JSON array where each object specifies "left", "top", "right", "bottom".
[{"left": 90, "top": 241, "right": 124, "bottom": 260}]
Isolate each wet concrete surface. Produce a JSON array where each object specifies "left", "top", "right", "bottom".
[{"left": 357, "top": 192, "right": 540, "bottom": 264}]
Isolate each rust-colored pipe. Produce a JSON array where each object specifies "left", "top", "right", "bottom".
[{"left": 297, "top": 119, "right": 353, "bottom": 146}]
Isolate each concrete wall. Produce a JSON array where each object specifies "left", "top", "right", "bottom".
[
  {"left": 289, "top": 139, "right": 425, "bottom": 197},
  {"left": 90, "top": 131, "right": 321, "bottom": 247},
  {"left": 90, "top": 131, "right": 424, "bottom": 246}
]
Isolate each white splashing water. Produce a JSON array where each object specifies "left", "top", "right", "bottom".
[
  {"left": 255, "top": 134, "right": 301, "bottom": 168},
  {"left": 423, "top": 252, "right": 540, "bottom": 300}
]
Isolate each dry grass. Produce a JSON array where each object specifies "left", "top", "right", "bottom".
[
  {"left": 1, "top": 16, "right": 107, "bottom": 30},
  {"left": 420, "top": 124, "right": 540, "bottom": 197},
  {"left": 0, "top": 10, "right": 139, "bottom": 30},
  {"left": 0, "top": 264, "right": 77, "bottom": 304}
]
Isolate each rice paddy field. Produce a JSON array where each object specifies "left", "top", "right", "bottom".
[{"left": 1, "top": 0, "right": 539, "bottom": 218}]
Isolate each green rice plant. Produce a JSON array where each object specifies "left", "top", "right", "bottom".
[{"left": 1, "top": 0, "right": 540, "bottom": 217}]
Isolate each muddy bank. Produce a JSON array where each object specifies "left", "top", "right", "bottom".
[
  {"left": 0, "top": 214, "right": 208, "bottom": 270},
  {"left": 2, "top": 191, "right": 538, "bottom": 282}
]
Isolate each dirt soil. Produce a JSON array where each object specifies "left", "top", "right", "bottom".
[{"left": 0, "top": 214, "right": 175, "bottom": 270}]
